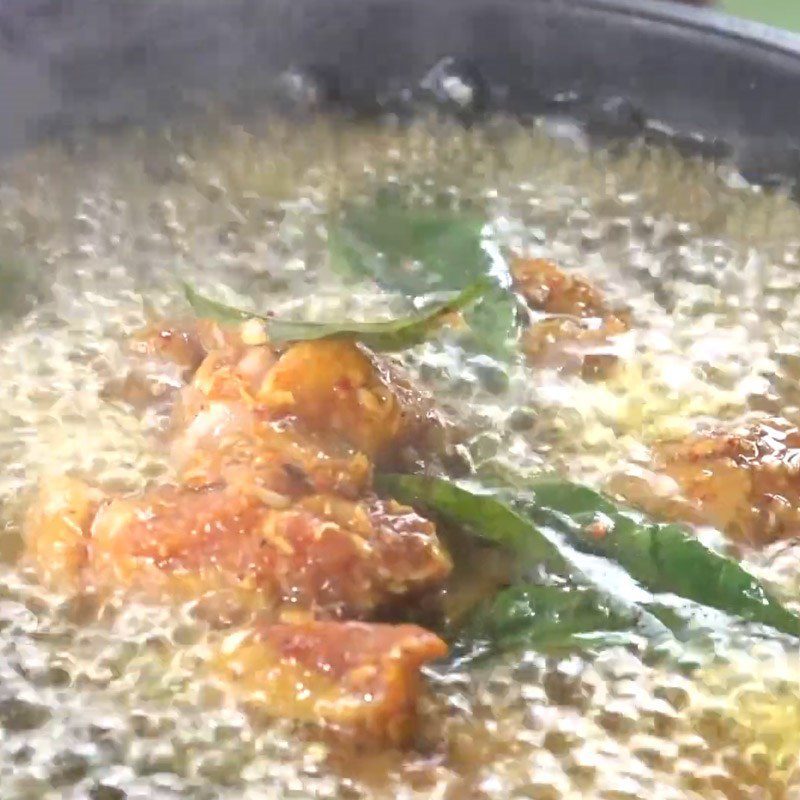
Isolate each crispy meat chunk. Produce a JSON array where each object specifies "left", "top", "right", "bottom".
[
  {"left": 259, "top": 340, "right": 427, "bottom": 460},
  {"left": 29, "top": 481, "right": 451, "bottom": 617},
  {"left": 521, "top": 315, "right": 629, "bottom": 378},
  {"left": 107, "top": 319, "right": 242, "bottom": 410},
  {"left": 178, "top": 417, "right": 373, "bottom": 500},
  {"left": 130, "top": 320, "right": 209, "bottom": 374},
  {"left": 512, "top": 257, "right": 629, "bottom": 376},
  {"left": 27, "top": 317, "right": 454, "bottom": 743},
  {"left": 120, "top": 319, "right": 443, "bottom": 463},
  {"left": 32, "top": 324, "right": 452, "bottom": 610},
  {"left": 24, "top": 476, "right": 103, "bottom": 589},
  {"left": 214, "top": 621, "right": 447, "bottom": 744},
  {"left": 512, "top": 257, "right": 612, "bottom": 318},
  {"left": 131, "top": 317, "right": 269, "bottom": 373},
  {"left": 614, "top": 416, "right": 800, "bottom": 546},
  {"left": 175, "top": 336, "right": 443, "bottom": 465}
]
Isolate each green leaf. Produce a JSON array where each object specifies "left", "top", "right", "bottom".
[
  {"left": 183, "top": 281, "right": 487, "bottom": 352},
  {"left": 329, "top": 205, "right": 487, "bottom": 293},
  {"left": 378, "top": 473, "right": 675, "bottom": 645},
  {"left": 183, "top": 282, "right": 251, "bottom": 323},
  {"left": 379, "top": 473, "right": 800, "bottom": 652},
  {"left": 329, "top": 199, "right": 517, "bottom": 357},
  {"left": 376, "top": 474, "right": 570, "bottom": 574},
  {"left": 523, "top": 480, "right": 800, "bottom": 639},
  {"left": 453, "top": 583, "right": 641, "bottom": 662},
  {"left": 462, "top": 282, "right": 518, "bottom": 357}
]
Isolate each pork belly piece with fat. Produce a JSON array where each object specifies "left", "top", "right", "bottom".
[
  {"left": 27, "top": 319, "right": 454, "bottom": 742},
  {"left": 214, "top": 621, "right": 447, "bottom": 744},
  {"left": 512, "top": 257, "right": 630, "bottom": 377},
  {"left": 613, "top": 416, "right": 800, "bottom": 546},
  {"left": 177, "top": 417, "right": 374, "bottom": 501},
  {"left": 26, "top": 479, "right": 451, "bottom": 617}
]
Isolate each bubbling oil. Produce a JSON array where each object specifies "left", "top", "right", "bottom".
[{"left": 0, "top": 116, "right": 799, "bottom": 799}]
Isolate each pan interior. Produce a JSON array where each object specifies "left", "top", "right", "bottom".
[{"left": 1, "top": 115, "right": 799, "bottom": 799}]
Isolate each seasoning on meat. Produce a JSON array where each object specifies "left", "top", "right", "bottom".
[
  {"left": 86, "top": 485, "right": 450, "bottom": 616},
  {"left": 25, "top": 322, "right": 453, "bottom": 742},
  {"left": 25, "top": 476, "right": 104, "bottom": 590},
  {"left": 513, "top": 257, "right": 612, "bottom": 317},
  {"left": 214, "top": 621, "right": 448, "bottom": 744},
  {"left": 512, "top": 257, "right": 630, "bottom": 378},
  {"left": 166, "top": 324, "right": 444, "bottom": 464},
  {"left": 613, "top": 415, "right": 800, "bottom": 546}
]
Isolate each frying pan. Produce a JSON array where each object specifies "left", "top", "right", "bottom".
[
  {"left": 1, "top": 2, "right": 799, "bottom": 793},
  {"left": 2, "top": 0, "right": 800, "bottom": 186}
]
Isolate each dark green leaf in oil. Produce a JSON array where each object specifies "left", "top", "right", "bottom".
[
  {"left": 183, "top": 280, "right": 487, "bottom": 352},
  {"left": 329, "top": 199, "right": 518, "bottom": 357}
]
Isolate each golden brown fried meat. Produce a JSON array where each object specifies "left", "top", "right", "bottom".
[
  {"left": 130, "top": 320, "right": 211, "bottom": 374},
  {"left": 178, "top": 417, "right": 373, "bottom": 500},
  {"left": 27, "top": 475, "right": 451, "bottom": 742},
  {"left": 119, "top": 314, "right": 446, "bottom": 466},
  {"left": 131, "top": 317, "right": 270, "bottom": 371},
  {"left": 171, "top": 334, "right": 443, "bottom": 467},
  {"left": 521, "top": 315, "right": 629, "bottom": 379},
  {"left": 255, "top": 339, "right": 441, "bottom": 461},
  {"left": 260, "top": 340, "right": 397, "bottom": 442},
  {"left": 107, "top": 319, "right": 241, "bottom": 411},
  {"left": 29, "top": 480, "right": 451, "bottom": 618},
  {"left": 25, "top": 476, "right": 104, "bottom": 590},
  {"left": 614, "top": 416, "right": 800, "bottom": 546},
  {"left": 511, "top": 257, "right": 630, "bottom": 377},
  {"left": 512, "top": 257, "right": 613, "bottom": 318},
  {"left": 214, "top": 621, "right": 447, "bottom": 744},
  {"left": 27, "top": 318, "right": 454, "bottom": 744}
]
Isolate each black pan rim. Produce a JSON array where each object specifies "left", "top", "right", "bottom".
[{"left": 2, "top": 0, "right": 800, "bottom": 187}]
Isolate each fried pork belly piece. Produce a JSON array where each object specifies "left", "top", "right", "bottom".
[
  {"left": 260, "top": 340, "right": 404, "bottom": 457},
  {"left": 513, "top": 257, "right": 613, "bottom": 318},
  {"left": 172, "top": 349, "right": 441, "bottom": 498},
  {"left": 521, "top": 315, "right": 629, "bottom": 378},
  {"left": 167, "top": 330, "right": 443, "bottom": 463},
  {"left": 178, "top": 417, "right": 373, "bottom": 500},
  {"left": 131, "top": 316, "right": 269, "bottom": 373},
  {"left": 613, "top": 416, "right": 800, "bottom": 546},
  {"left": 214, "top": 621, "right": 447, "bottom": 744},
  {"left": 26, "top": 478, "right": 449, "bottom": 742},
  {"left": 34, "top": 321, "right": 452, "bottom": 606},
  {"left": 512, "top": 257, "right": 629, "bottom": 377},
  {"left": 27, "top": 479, "right": 451, "bottom": 616},
  {"left": 106, "top": 319, "right": 238, "bottom": 410},
  {"left": 231, "top": 338, "right": 441, "bottom": 461},
  {"left": 28, "top": 317, "right": 454, "bottom": 742},
  {"left": 130, "top": 320, "right": 211, "bottom": 374},
  {"left": 24, "top": 476, "right": 104, "bottom": 590},
  {"left": 120, "top": 315, "right": 444, "bottom": 463}
]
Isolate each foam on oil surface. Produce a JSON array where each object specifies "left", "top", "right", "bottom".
[{"left": 1, "top": 117, "right": 799, "bottom": 798}]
